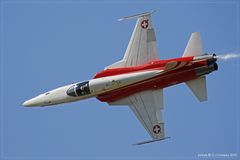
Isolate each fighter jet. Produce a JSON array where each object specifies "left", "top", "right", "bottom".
[{"left": 23, "top": 11, "right": 218, "bottom": 145}]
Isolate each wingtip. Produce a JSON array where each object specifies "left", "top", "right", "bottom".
[
  {"left": 117, "top": 18, "right": 124, "bottom": 21},
  {"left": 118, "top": 10, "right": 156, "bottom": 21},
  {"left": 133, "top": 137, "right": 170, "bottom": 146}
]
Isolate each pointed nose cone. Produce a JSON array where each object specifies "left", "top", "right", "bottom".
[
  {"left": 22, "top": 99, "right": 35, "bottom": 107},
  {"left": 22, "top": 95, "right": 45, "bottom": 107}
]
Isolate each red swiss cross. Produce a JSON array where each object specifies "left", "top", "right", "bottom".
[
  {"left": 141, "top": 20, "right": 149, "bottom": 29},
  {"left": 153, "top": 124, "right": 161, "bottom": 134}
]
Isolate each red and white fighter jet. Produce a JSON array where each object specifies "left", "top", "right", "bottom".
[{"left": 23, "top": 11, "right": 218, "bottom": 144}]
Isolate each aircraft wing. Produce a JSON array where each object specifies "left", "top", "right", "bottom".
[
  {"left": 106, "top": 11, "right": 159, "bottom": 69},
  {"left": 109, "top": 89, "right": 165, "bottom": 140}
]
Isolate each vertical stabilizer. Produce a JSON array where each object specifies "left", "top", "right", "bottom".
[{"left": 182, "top": 32, "right": 203, "bottom": 57}]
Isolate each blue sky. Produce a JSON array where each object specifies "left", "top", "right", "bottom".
[{"left": 0, "top": 0, "right": 239, "bottom": 159}]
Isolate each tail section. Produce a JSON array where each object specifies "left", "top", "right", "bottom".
[
  {"left": 182, "top": 32, "right": 203, "bottom": 57},
  {"left": 183, "top": 32, "right": 208, "bottom": 102},
  {"left": 185, "top": 76, "right": 207, "bottom": 102}
]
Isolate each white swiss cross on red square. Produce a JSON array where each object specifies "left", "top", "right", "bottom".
[
  {"left": 153, "top": 124, "right": 161, "bottom": 134},
  {"left": 141, "top": 20, "right": 149, "bottom": 29}
]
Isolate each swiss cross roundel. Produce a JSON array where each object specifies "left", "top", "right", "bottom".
[
  {"left": 141, "top": 20, "right": 149, "bottom": 29},
  {"left": 153, "top": 124, "right": 161, "bottom": 134}
]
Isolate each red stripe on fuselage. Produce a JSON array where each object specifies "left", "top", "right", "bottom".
[
  {"left": 94, "top": 56, "right": 208, "bottom": 103},
  {"left": 94, "top": 57, "right": 194, "bottom": 79}
]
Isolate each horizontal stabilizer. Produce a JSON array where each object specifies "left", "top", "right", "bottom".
[
  {"left": 182, "top": 32, "right": 203, "bottom": 57},
  {"left": 185, "top": 76, "right": 208, "bottom": 102},
  {"left": 133, "top": 137, "right": 170, "bottom": 145}
]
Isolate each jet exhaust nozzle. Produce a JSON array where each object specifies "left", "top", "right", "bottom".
[
  {"left": 194, "top": 53, "right": 217, "bottom": 62},
  {"left": 213, "top": 53, "right": 217, "bottom": 60},
  {"left": 195, "top": 62, "right": 218, "bottom": 76},
  {"left": 204, "top": 53, "right": 217, "bottom": 66}
]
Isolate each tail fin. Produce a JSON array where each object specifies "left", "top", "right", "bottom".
[
  {"left": 185, "top": 76, "right": 208, "bottom": 102},
  {"left": 182, "top": 32, "right": 203, "bottom": 57}
]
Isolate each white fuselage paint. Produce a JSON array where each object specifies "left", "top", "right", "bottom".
[{"left": 23, "top": 70, "right": 162, "bottom": 107}]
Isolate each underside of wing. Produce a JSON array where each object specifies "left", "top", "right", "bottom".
[
  {"left": 106, "top": 11, "right": 159, "bottom": 69},
  {"left": 109, "top": 89, "right": 165, "bottom": 139}
]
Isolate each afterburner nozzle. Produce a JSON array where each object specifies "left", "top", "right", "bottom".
[
  {"left": 213, "top": 53, "right": 217, "bottom": 60},
  {"left": 193, "top": 53, "right": 217, "bottom": 66},
  {"left": 206, "top": 53, "right": 217, "bottom": 66}
]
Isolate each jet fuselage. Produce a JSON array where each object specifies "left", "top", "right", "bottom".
[{"left": 23, "top": 54, "right": 217, "bottom": 107}]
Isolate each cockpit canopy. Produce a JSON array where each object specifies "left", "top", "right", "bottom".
[{"left": 66, "top": 81, "right": 90, "bottom": 97}]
